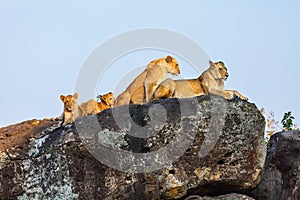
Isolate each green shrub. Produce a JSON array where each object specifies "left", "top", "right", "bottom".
[
  {"left": 262, "top": 109, "right": 298, "bottom": 145},
  {"left": 281, "top": 111, "right": 295, "bottom": 130}
]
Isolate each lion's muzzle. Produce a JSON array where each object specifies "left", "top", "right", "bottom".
[{"left": 225, "top": 73, "right": 229, "bottom": 80}]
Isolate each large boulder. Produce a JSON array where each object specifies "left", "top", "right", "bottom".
[
  {"left": 249, "top": 130, "right": 300, "bottom": 200},
  {"left": 0, "top": 95, "right": 266, "bottom": 199},
  {"left": 185, "top": 193, "right": 254, "bottom": 200}
]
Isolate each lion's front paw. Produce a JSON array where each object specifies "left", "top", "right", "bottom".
[
  {"left": 236, "top": 93, "right": 248, "bottom": 101},
  {"left": 231, "top": 90, "right": 248, "bottom": 101},
  {"left": 224, "top": 92, "right": 234, "bottom": 100},
  {"left": 240, "top": 95, "right": 248, "bottom": 101}
]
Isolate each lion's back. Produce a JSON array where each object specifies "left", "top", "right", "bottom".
[{"left": 173, "top": 79, "right": 204, "bottom": 98}]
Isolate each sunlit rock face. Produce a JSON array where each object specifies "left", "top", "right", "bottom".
[{"left": 0, "top": 95, "right": 266, "bottom": 199}]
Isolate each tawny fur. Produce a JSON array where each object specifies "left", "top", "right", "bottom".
[
  {"left": 81, "top": 92, "right": 115, "bottom": 116},
  {"left": 60, "top": 92, "right": 115, "bottom": 126},
  {"left": 60, "top": 93, "right": 82, "bottom": 126},
  {"left": 114, "top": 56, "right": 180, "bottom": 107},
  {"left": 153, "top": 61, "right": 248, "bottom": 101}
]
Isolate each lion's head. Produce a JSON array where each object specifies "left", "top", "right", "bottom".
[
  {"left": 151, "top": 55, "right": 180, "bottom": 76},
  {"left": 209, "top": 61, "right": 229, "bottom": 81},
  {"left": 99, "top": 92, "right": 115, "bottom": 106},
  {"left": 60, "top": 93, "right": 78, "bottom": 112}
]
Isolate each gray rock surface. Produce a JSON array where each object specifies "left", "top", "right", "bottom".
[
  {"left": 249, "top": 130, "right": 300, "bottom": 200},
  {"left": 184, "top": 193, "right": 254, "bottom": 200},
  {"left": 0, "top": 95, "right": 266, "bottom": 199}
]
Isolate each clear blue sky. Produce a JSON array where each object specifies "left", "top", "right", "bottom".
[{"left": 1, "top": 0, "right": 300, "bottom": 127}]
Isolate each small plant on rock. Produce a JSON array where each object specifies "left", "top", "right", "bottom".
[
  {"left": 263, "top": 110, "right": 281, "bottom": 145},
  {"left": 261, "top": 109, "right": 298, "bottom": 145},
  {"left": 281, "top": 111, "right": 297, "bottom": 131},
  {"left": 96, "top": 95, "right": 103, "bottom": 102}
]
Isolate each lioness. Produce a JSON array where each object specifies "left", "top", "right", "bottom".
[
  {"left": 153, "top": 61, "right": 248, "bottom": 101},
  {"left": 81, "top": 92, "right": 115, "bottom": 116},
  {"left": 114, "top": 55, "right": 180, "bottom": 106},
  {"left": 60, "top": 93, "right": 82, "bottom": 126}
]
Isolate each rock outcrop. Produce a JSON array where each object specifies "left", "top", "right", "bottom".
[
  {"left": 0, "top": 95, "right": 266, "bottom": 199},
  {"left": 184, "top": 193, "right": 254, "bottom": 200},
  {"left": 249, "top": 130, "right": 300, "bottom": 200}
]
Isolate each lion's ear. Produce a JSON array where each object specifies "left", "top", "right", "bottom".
[
  {"left": 209, "top": 60, "right": 215, "bottom": 67},
  {"left": 74, "top": 93, "right": 79, "bottom": 99},
  {"left": 60, "top": 95, "right": 65, "bottom": 102},
  {"left": 166, "top": 56, "right": 173, "bottom": 63}
]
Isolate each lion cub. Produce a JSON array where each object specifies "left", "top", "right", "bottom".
[
  {"left": 114, "top": 55, "right": 180, "bottom": 107},
  {"left": 60, "top": 93, "right": 82, "bottom": 126},
  {"left": 153, "top": 61, "right": 248, "bottom": 101},
  {"left": 81, "top": 92, "right": 115, "bottom": 116},
  {"left": 60, "top": 92, "right": 115, "bottom": 126}
]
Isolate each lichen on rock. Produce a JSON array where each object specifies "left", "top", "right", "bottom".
[{"left": 0, "top": 95, "right": 267, "bottom": 199}]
